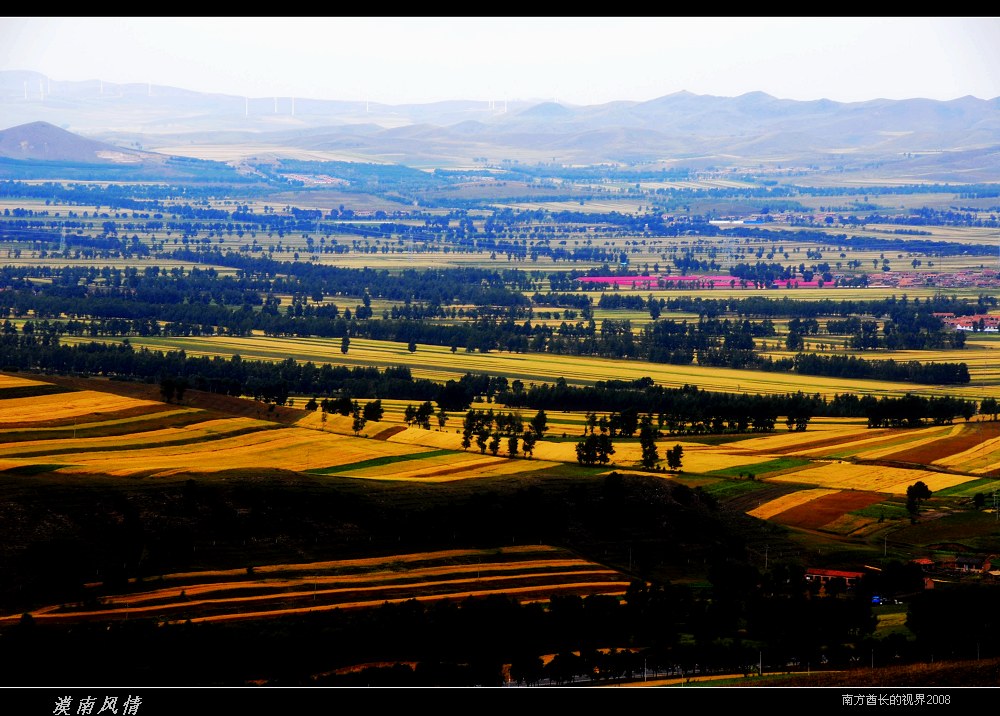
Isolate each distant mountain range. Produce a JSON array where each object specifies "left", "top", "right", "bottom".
[{"left": 2, "top": 70, "right": 999, "bottom": 179}]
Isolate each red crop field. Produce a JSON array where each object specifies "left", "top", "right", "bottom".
[
  {"left": 767, "top": 490, "right": 887, "bottom": 530},
  {"left": 880, "top": 421, "right": 1000, "bottom": 465}
]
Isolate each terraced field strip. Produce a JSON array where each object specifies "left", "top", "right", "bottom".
[
  {"left": 723, "top": 424, "right": 873, "bottom": 452},
  {"left": 0, "top": 390, "right": 163, "bottom": 424},
  {"left": 51, "top": 426, "right": 432, "bottom": 476},
  {"left": 348, "top": 455, "right": 559, "bottom": 482},
  {"left": 308, "top": 449, "right": 457, "bottom": 475},
  {"left": 181, "top": 582, "right": 633, "bottom": 624},
  {"left": 4, "top": 546, "right": 629, "bottom": 625},
  {"left": 948, "top": 438, "right": 1000, "bottom": 475},
  {"left": 848, "top": 425, "right": 963, "bottom": 461},
  {"left": 668, "top": 445, "right": 786, "bottom": 474},
  {"left": 932, "top": 477, "right": 1000, "bottom": 498},
  {"left": 152, "top": 545, "right": 571, "bottom": 583},
  {"left": 784, "top": 427, "right": 946, "bottom": 459},
  {"left": 931, "top": 424, "right": 1000, "bottom": 473},
  {"left": 0, "top": 383, "right": 75, "bottom": 400},
  {"left": 0, "top": 407, "right": 208, "bottom": 443},
  {"left": 709, "top": 457, "right": 813, "bottom": 479},
  {"left": 57, "top": 564, "right": 614, "bottom": 614},
  {"left": 910, "top": 422, "right": 1000, "bottom": 466},
  {"left": 0, "top": 373, "right": 60, "bottom": 389},
  {"left": 768, "top": 460, "right": 975, "bottom": 495},
  {"left": 747, "top": 488, "right": 841, "bottom": 519},
  {"left": 0, "top": 417, "right": 280, "bottom": 459}
]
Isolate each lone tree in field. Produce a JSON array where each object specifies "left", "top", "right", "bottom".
[
  {"left": 666, "top": 444, "right": 684, "bottom": 472},
  {"left": 340, "top": 335, "right": 350, "bottom": 354},
  {"left": 415, "top": 401, "right": 434, "bottom": 430},
  {"left": 906, "top": 481, "right": 932, "bottom": 523},
  {"left": 576, "top": 430, "right": 614, "bottom": 466},
  {"left": 639, "top": 414, "right": 660, "bottom": 469},
  {"left": 529, "top": 409, "right": 548, "bottom": 438},
  {"left": 521, "top": 429, "right": 537, "bottom": 459},
  {"left": 351, "top": 402, "right": 366, "bottom": 436}
]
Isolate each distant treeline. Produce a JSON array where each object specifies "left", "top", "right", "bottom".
[
  {"left": 596, "top": 293, "right": 995, "bottom": 320},
  {"left": 499, "top": 378, "right": 978, "bottom": 431}
]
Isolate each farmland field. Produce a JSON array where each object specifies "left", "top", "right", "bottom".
[
  {"left": 3, "top": 84, "right": 1000, "bottom": 688},
  {"left": 57, "top": 333, "right": 1000, "bottom": 402},
  {"left": 0, "top": 545, "right": 630, "bottom": 626}
]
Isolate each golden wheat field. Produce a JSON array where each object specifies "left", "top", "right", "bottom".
[
  {"left": 0, "top": 390, "right": 163, "bottom": 424},
  {"left": 0, "top": 417, "right": 275, "bottom": 459},
  {"left": 731, "top": 423, "right": 874, "bottom": 452},
  {"left": 791, "top": 425, "right": 958, "bottom": 460},
  {"left": 1, "top": 371, "right": 996, "bottom": 498},
  {"left": 0, "top": 407, "right": 203, "bottom": 438},
  {"left": 0, "top": 374, "right": 53, "bottom": 390},
  {"left": 767, "top": 460, "right": 973, "bottom": 495},
  {"left": 49, "top": 427, "right": 431, "bottom": 476}
]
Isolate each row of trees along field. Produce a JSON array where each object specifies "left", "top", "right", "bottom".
[{"left": 0, "top": 333, "right": 983, "bottom": 431}]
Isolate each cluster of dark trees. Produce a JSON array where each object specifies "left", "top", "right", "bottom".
[
  {"left": 460, "top": 408, "right": 547, "bottom": 459},
  {"left": 862, "top": 395, "right": 977, "bottom": 428},
  {"left": 834, "top": 317, "right": 967, "bottom": 351}
]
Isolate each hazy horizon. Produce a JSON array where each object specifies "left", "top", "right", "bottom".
[{"left": 2, "top": 17, "right": 999, "bottom": 106}]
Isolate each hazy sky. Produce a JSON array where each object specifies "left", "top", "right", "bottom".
[{"left": 2, "top": 17, "right": 999, "bottom": 106}]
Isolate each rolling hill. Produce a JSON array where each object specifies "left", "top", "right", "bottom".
[{"left": 3, "top": 70, "right": 999, "bottom": 178}]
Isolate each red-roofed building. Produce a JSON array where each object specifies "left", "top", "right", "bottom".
[{"left": 805, "top": 568, "right": 865, "bottom": 588}]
